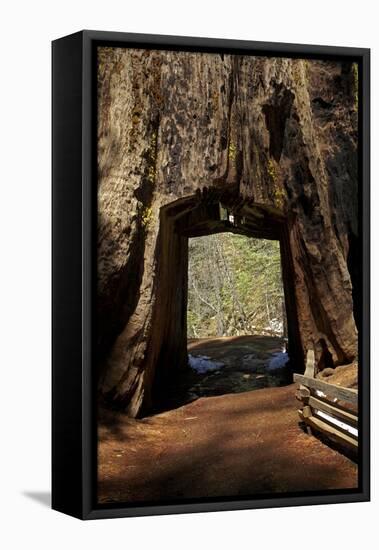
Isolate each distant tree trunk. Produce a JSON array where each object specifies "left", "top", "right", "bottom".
[{"left": 282, "top": 298, "right": 288, "bottom": 339}]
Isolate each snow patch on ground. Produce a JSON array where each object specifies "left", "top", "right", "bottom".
[
  {"left": 268, "top": 351, "right": 289, "bottom": 371},
  {"left": 262, "top": 318, "right": 284, "bottom": 336},
  {"left": 189, "top": 354, "right": 225, "bottom": 374}
]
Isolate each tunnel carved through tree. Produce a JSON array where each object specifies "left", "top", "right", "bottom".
[
  {"left": 97, "top": 50, "right": 358, "bottom": 417},
  {"left": 148, "top": 188, "right": 303, "bottom": 408}
]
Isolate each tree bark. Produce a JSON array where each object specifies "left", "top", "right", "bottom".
[{"left": 97, "top": 49, "right": 358, "bottom": 416}]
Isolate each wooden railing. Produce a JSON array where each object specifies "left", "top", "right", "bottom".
[{"left": 293, "top": 352, "right": 358, "bottom": 453}]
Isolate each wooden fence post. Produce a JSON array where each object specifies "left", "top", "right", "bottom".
[{"left": 293, "top": 351, "right": 358, "bottom": 452}]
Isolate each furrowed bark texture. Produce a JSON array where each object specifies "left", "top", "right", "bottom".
[{"left": 97, "top": 48, "right": 358, "bottom": 416}]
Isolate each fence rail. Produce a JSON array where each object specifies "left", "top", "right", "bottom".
[{"left": 293, "top": 362, "right": 358, "bottom": 453}]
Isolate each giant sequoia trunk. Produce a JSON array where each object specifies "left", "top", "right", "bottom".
[{"left": 97, "top": 48, "right": 358, "bottom": 416}]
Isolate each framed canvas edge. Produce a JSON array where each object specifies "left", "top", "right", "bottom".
[
  {"left": 53, "top": 30, "right": 370, "bottom": 520},
  {"left": 76, "top": 28, "right": 371, "bottom": 57}
]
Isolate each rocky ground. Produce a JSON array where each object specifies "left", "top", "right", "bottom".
[
  {"left": 98, "top": 337, "right": 358, "bottom": 504},
  {"left": 155, "top": 335, "right": 292, "bottom": 412}
]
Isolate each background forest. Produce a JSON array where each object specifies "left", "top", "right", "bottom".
[{"left": 187, "top": 234, "right": 286, "bottom": 339}]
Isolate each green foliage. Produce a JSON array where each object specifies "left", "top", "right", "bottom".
[
  {"left": 147, "top": 131, "right": 158, "bottom": 184},
  {"left": 228, "top": 142, "right": 237, "bottom": 163},
  {"left": 352, "top": 63, "right": 359, "bottom": 110},
  {"left": 273, "top": 186, "right": 286, "bottom": 208},
  {"left": 187, "top": 233, "right": 286, "bottom": 338},
  {"left": 141, "top": 206, "right": 153, "bottom": 227},
  {"left": 267, "top": 160, "right": 287, "bottom": 208},
  {"left": 267, "top": 159, "right": 277, "bottom": 182}
]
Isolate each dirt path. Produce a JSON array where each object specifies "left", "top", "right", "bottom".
[{"left": 98, "top": 383, "right": 357, "bottom": 504}]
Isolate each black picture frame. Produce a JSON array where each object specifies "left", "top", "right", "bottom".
[{"left": 52, "top": 30, "right": 370, "bottom": 520}]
